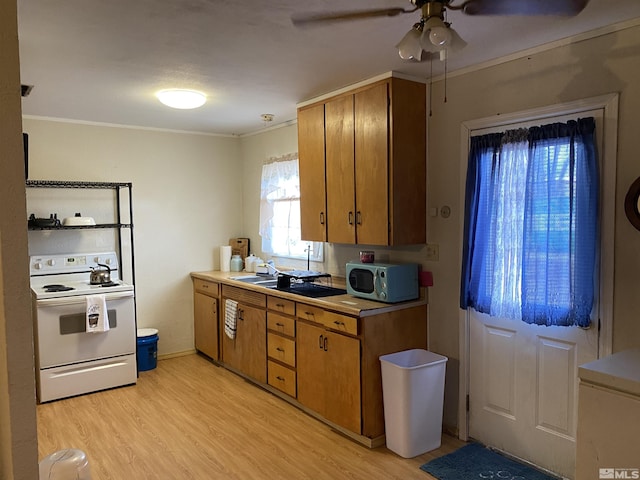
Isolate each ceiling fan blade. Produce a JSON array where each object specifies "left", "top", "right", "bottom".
[
  {"left": 462, "top": 0, "right": 590, "bottom": 16},
  {"left": 291, "top": 7, "right": 414, "bottom": 27}
]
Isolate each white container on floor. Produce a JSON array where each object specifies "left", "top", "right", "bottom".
[
  {"left": 379, "top": 349, "right": 448, "bottom": 458},
  {"left": 39, "top": 448, "right": 92, "bottom": 479}
]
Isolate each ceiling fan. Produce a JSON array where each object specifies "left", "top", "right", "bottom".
[{"left": 292, "top": 0, "right": 590, "bottom": 61}]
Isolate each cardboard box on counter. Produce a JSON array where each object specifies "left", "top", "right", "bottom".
[{"left": 229, "top": 238, "right": 249, "bottom": 260}]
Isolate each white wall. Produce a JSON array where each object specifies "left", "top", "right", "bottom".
[{"left": 23, "top": 119, "right": 243, "bottom": 356}]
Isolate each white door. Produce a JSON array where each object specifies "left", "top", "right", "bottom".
[
  {"left": 463, "top": 97, "right": 617, "bottom": 480},
  {"left": 469, "top": 310, "right": 598, "bottom": 478}
]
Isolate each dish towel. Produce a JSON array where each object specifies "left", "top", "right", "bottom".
[
  {"left": 86, "top": 294, "right": 110, "bottom": 333},
  {"left": 224, "top": 299, "right": 238, "bottom": 339}
]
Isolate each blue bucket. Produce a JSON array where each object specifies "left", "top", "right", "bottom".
[{"left": 137, "top": 328, "right": 159, "bottom": 372}]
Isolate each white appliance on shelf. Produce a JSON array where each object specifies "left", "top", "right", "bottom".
[{"left": 30, "top": 251, "right": 137, "bottom": 403}]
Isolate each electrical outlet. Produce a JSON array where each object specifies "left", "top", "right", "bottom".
[{"left": 426, "top": 243, "right": 439, "bottom": 261}]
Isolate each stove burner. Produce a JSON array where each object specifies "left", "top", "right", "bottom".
[
  {"left": 98, "top": 281, "right": 119, "bottom": 288},
  {"left": 43, "top": 284, "right": 75, "bottom": 292}
]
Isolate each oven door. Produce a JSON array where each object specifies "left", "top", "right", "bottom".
[{"left": 34, "top": 291, "right": 136, "bottom": 369}]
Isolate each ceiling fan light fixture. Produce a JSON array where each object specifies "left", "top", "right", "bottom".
[
  {"left": 429, "top": 25, "right": 452, "bottom": 46},
  {"left": 156, "top": 89, "right": 207, "bottom": 109},
  {"left": 396, "top": 24, "right": 423, "bottom": 60}
]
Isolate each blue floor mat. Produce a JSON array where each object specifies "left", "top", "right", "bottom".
[{"left": 420, "top": 443, "right": 558, "bottom": 480}]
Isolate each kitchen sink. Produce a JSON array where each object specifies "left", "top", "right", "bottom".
[{"left": 229, "top": 275, "right": 278, "bottom": 288}]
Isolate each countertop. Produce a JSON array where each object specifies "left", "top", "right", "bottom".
[
  {"left": 190, "top": 270, "right": 428, "bottom": 317},
  {"left": 578, "top": 348, "right": 640, "bottom": 396}
]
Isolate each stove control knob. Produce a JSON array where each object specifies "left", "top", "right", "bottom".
[
  {"left": 47, "top": 259, "right": 56, "bottom": 266},
  {"left": 104, "top": 258, "right": 112, "bottom": 265},
  {"left": 94, "top": 256, "right": 101, "bottom": 263},
  {"left": 33, "top": 262, "right": 43, "bottom": 270}
]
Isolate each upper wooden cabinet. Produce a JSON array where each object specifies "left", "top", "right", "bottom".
[
  {"left": 298, "top": 76, "right": 426, "bottom": 246},
  {"left": 298, "top": 103, "right": 327, "bottom": 242}
]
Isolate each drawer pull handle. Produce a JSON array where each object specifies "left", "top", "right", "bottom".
[
  {"left": 276, "top": 376, "right": 285, "bottom": 381},
  {"left": 275, "top": 322, "right": 284, "bottom": 327},
  {"left": 276, "top": 303, "right": 284, "bottom": 308},
  {"left": 276, "top": 347, "right": 285, "bottom": 353},
  {"left": 305, "top": 311, "right": 314, "bottom": 317},
  {"left": 333, "top": 321, "right": 344, "bottom": 326}
]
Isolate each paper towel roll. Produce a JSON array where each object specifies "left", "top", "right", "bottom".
[{"left": 220, "top": 246, "right": 231, "bottom": 272}]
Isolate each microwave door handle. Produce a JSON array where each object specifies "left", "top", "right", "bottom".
[{"left": 373, "top": 269, "right": 380, "bottom": 296}]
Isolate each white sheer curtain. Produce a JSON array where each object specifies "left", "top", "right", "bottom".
[{"left": 259, "top": 154, "right": 299, "bottom": 255}]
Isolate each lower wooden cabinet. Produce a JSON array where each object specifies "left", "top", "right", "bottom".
[
  {"left": 297, "top": 321, "right": 361, "bottom": 434},
  {"left": 192, "top": 274, "right": 428, "bottom": 446},
  {"left": 266, "top": 296, "right": 297, "bottom": 397},
  {"left": 220, "top": 286, "right": 267, "bottom": 383},
  {"left": 193, "top": 279, "right": 219, "bottom": 360}
]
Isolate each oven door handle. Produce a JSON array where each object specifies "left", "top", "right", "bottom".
[{"left": 36, "top": 290, "right": 135, "bottom": 306}]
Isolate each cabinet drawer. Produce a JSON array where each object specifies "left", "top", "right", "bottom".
[
  {"left": 193, "top": 278, "right": 219, "bottom": 297},
  {"left": 268, "top": 360, "right": 296, "bottom": 398},
  {"left": 267, "top": 296, "right": 296, "bottom": 316},
  {"left": 267, "top": 312, "right": 295, "bottom": 338},
  {"left": 267, "top": 333, "right": 296, "bottom": 367},
  {"left": 297, "top": 304, "right": 358, "bottom": 335}
]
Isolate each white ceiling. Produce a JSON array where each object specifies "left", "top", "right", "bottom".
[{"left": 17, "top": 0, "right": 640, "bottom": 136}]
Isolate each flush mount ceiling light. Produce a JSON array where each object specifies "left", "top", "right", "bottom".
[{"left": 156, "top": 89, "right": 206, "bottom": 109}]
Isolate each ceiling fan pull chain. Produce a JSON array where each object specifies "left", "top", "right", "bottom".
[
  {"left": 444, "top": 52, "right": 448, "bottom": 103},
  {"left": 428, "top": 55, "right": 433, "bottom": 117}
]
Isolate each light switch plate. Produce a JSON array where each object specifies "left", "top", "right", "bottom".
[{"left": 426, "top": 243, "right": 439, "bottom": 261}]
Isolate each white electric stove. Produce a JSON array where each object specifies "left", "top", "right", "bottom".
[{"left": 30, "top": 252, "right": 137, "bottom": 402}]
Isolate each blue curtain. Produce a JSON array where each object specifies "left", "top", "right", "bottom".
[{"left": 460, "top": 118, "right": 598, "bottom": 327}]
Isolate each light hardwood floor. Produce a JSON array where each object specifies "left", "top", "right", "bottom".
[{"left": 37, "top": 354, "right": 465, "bottom": 479}]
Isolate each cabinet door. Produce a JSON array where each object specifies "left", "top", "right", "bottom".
[
  {"left": 323, "top": 330, "right": 361, "bottom": 434},
  {"left": 297, "top": 322, "right": 327, "bottom": 417},
  {"left": 298, "top": 103, "right": 327, "bottom": 242},
  {"left": 297, "top": 322, "right": 362, "bottom": 434},
  {"left": 194, "top": 292, "right": 218, "bottom": 360},
  {"left": 325, "top": 95, "right": 356, "bottom": 244},
  {"left": 221, "top": 302, "right": 266, "bottom": 383},
  {"left": 354, "top": 82, "right": 389, "bottom": 246}
]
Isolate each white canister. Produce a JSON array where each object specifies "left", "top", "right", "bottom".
[{"left": 244, "top": 254, "right": 256, "bottom": 272}]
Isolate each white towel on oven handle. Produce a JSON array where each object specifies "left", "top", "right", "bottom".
[
  {"left": 86, "top": 294, "right": 110, "bottom": 333},
  {"left": 224, "top": 299, "right": 238, "bottom": 340}
]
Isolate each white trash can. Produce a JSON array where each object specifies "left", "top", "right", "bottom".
[{"left": 379, "top": 349, "right": 448, "bottom": 458}]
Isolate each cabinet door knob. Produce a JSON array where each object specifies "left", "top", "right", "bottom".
[
  {"left": 318, "top": 334, "right": 323, "bottom": 349},
  {"left": 348, "top": 211, "right": 354, "bottom": 225},
  {"left": 356, "top": 211, "right": 362, "bottom": 225},
  {"left": 320, "top": 212, "right": 325, "bottom": 225},
  {"left": 323, "top": 336, "right": 328, "bottom": 352}
]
